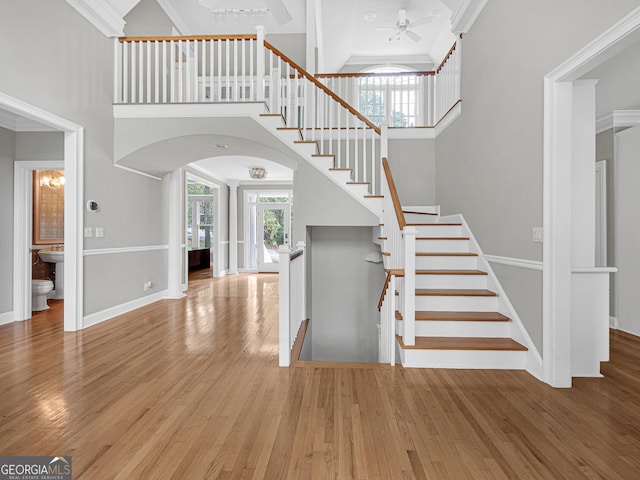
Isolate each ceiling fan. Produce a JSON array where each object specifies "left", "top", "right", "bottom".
[
  {"left": 198, "top": 0, "right": 292, "bottom": 26},
  {"left": 377, "top": 9, "right": 440, "bottom": 43}
]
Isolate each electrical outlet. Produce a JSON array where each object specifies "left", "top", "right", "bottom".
[
  {"left": 532, "top": 227, "right": 543, "bottom": 243},
  {"left": 95, "top": 227, "right": 104, "bottom": 238},
  {"left": 143, "top": 281, "right": 152, "bottom": 291},
  {"left": 84, "top": 227, "right": 93, "bottom": 238}
]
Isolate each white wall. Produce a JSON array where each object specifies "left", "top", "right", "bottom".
[
  {"left": 309, "top": 226, "right": 384, "bottom": 362},
  {"left": 614, "top": 124, "right": 640, "bottom": 335},
  {"left": 388, "top": 139, "right": 436, "bottom": 206},
  {"left": 124, "top": 0, "right": 175, "bottom": 36},
  {"left": 0, "top": 127, "right": 15, "bottom": 320}
]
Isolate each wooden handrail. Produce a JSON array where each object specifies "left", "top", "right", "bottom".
[
  {"left": 290, "top": 249, "right": 304, "bottom": 261},
  {"left": 378, "top": 269, "right": 404, "bottom": 310},
  {"left": 119, "top": 34, "right": 258, "bottom": 43},
  {"left": 263, "top": 41, "right": 381, "bottom": 135},
  {"left": 382, "top": 157, "right": 406, "bottom": 230},
  {"left": 316, "top": 71, "right": 435, "bottom": 78},
  {"left": 436, "top": 42, "right": 457, "bottom": 74}
]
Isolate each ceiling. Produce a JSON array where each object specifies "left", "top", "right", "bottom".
[{"left": 194, "top": 155, "right": 293, "bottom": 183}]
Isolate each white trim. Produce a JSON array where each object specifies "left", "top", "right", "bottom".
[
  {"left": 167, "top": 168, "right": 186, "bottom": 298},
  {"left": 4, "top": 92, "right": 84, "bottom": 332},
  {"left": 188, "top": 164, "right": 228, "bottom": 186},
  {"left": 64, "top": 0, "right": 125, "bottom": 37},
  {"left": 572, "top": 267, "right": 617, "bottom": 274},
  {"left": 237, "top": 240, "right": 245, "bottom": 244},
  {"left": 450, "top": 0, "right": 488, "bottom": 34},
  {"left": 238, "top": 179, "right": 294, "bottom": 186},
  {"left": 83, "top": 245, "right": 169, "bottom": 256},
  {"left": 595, "top": 160, "right": 607, "bottom": 267},
  {"left": 0, "top": 110, "right": 57, "bottom": 132},
  {"left": 0, "top": 311, "right": 14, "bottom": 326},
  {"left": 83, "top": 290, "right": 168, "bottom": 328},
  {"left": 238, "top": 268, "right": 257, "bottom": 273},
  {"left": 220, "top": 240, "right": 230, "bottom": 244},
  {"left": 543, "top": 6, "right": 640, "bottom": 388},
  {"left": 218, "top": 269, "right": 229, "bottom": 277},
  {"left": 114, "top": 163, "right": 163, "bottom": 181},
  {"left": 596, "top": 110, "right": 640, "bottom": 134},
  {"left": 434, "top": 101, "right": 462, "bottom": 137},
  {"left": 610, "top": 316, "right": 618, "bottom": 329},
  {"left": 113, "top": 102, "right": 265, "bottom": 118},
  {"left": 485, "top": 255, "right": 543, "bottom": 271}
]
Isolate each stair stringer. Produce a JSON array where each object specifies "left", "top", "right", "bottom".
[
  {"left": 439, "top": 213, "right": 543, "bottom": 380},
  {"left": 253, "top": 112, "right": 383, "bottom": 217}
]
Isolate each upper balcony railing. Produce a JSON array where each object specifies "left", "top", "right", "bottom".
[{"left": 315, "top": 41, "right": 461, "bottom": 129}]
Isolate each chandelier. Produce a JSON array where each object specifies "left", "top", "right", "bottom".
[
  {"left": 40, "top": 171, "right": 65, "bottom": 188},
  {"left": 249, "top": 167, "right": 267, "bottom": 179}
]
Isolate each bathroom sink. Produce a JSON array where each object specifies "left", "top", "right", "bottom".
[{"left": 38, "top": 249, "right": 64, "bottom": 263}]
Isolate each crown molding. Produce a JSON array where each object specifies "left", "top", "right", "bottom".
[
  {"left": 596, "top": 110, "right": 640, "bottom": 134},
  {"left": 65, "top": 0, "right": 125, "bottom": 37},
  {"left": 450, "top": 0, "right": 488, "bottom": 34}
]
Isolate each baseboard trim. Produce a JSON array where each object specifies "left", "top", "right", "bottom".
[
  {"left": 484, "top": 254, "right": 543, "bottom": 271},
  {"left": 83, "top": 290, "right": 168, "bottom": 328},
  {"left": 0, "top": 311, "right": 14, "bottom": 326},
  {"left": 610, "top": 316, "right": 618, "bottom": 329}
]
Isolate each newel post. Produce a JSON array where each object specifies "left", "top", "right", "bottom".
[
  {"left": 278, "top": 244, "right": 292, "bottom": 366},
  {"left": 403, "top": 226, "right": 417, "bottom": 346},
  {"left": 256, "top": 25, "right": 266, "bottom": 102}
]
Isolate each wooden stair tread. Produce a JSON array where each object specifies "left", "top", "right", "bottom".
[
  {"left": 277, "top": 127, "right": 300, "bottom": 130},
  {"left": 347, "top": 181, "right": 370, "bottom": 185},
  {"left": 365, "top": 195, "right": 384, "bottom": 198},
  {"left": 312, "top": 153, "right": 335, "bottom": 157},
  {"left": 397, "top": 335, "right": 528, "bottom": 351},
  {"left": 378, "top": 237, "right": 388, "bottom": 240},
  {"left": 259, "top": 113, "right": 283, "bottom": 117},
  {"left": 403, "top": 210, "right": 438, "bottom": 216},
  {"left": 329, "top": 168, "right": 351, "bottom": 171},
  {"left": 396, "top": 311, "right": 510, "bottom": 322},
  {"left": 295, "top": 140, "right": 318, "bottom": 144},
  {"left": 415, "top": 270, "right": 487, "bottom": 275},
  {"left": 415, "top": 289, "right": 497, "bottom": 297},
  {"left": 416, "top": 252, "right": 478, "bottom": 257}
]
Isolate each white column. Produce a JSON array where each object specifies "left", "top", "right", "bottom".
[
  {"left": 255, "top": 25, "right": 265, "bottom": 102},
  {"left": 278, "top": 244, "right": 291, "bottom": 366},
  {"left": 228, "top": 180, "right": 239, "bottom": 275},
  {"left": 167, "top": 168, "right": 186, "bottom": 299}
]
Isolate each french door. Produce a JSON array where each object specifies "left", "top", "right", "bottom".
[{"left": 257, "top": 203, "right": 290, "bottom": 273}]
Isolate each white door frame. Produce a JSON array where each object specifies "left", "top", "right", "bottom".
[
  {"left": 543, "top": 7, "right": 640, "bottom": 387},
  {"left": 595, "top": 160, "right": 607, "bottom": 267},
  {"left": 257, "top": 202, "right": 291, "bottom": 273},
  {"left": 3, "top": 92, "right": 84, "bottom": 331}
]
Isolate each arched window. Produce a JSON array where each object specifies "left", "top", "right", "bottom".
[{"left": 358, "top": 65, "right": 422, "bottom": 127}]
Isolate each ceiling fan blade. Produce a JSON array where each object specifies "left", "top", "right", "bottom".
[
  {"left": 264, "top": 0, "right": 293, "bottom": 25},
  {"left": 405, "top": 30, "right": 422, "bottom": 43},
  {"left": 410, "top": 17, "right": 433, "bottom": 28},
  {"left": 398, "top": 9, "right": 407, "bottom": 27}
]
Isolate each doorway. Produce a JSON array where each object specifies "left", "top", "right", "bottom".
[{"left": 244, "top": 190, "right": 292, "bottom": 272}]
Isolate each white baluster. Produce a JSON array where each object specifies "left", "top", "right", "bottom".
[
  {"left": 241, "top": 39, "right": 246, "bottom": 100},
  {"left": 256, "top": 26, "right": 265, "bottom": 102},
  {"left": 169, "top": 40, "right": 175, "bottom": 103},
  {"left": 131, "top": 42, "right": 137, "bottom": 103},
  {"left": 154, "top": 41, "right": 159, "bottom": 103},
  {"left": 217, "top": 40, "right": 222, "bottom": 102},
  {"left": 122, "top": 41, "right": 129, "bottom": 103},
  {"left": 146, "top": 41, "right": 151, "bottom": 103},
  {"left": 225, "top": 40, "right": 230, "bottom": 102},
  {"left": 209, "top": 39, "right": 214, "bottom": 102},
  {"left": 178, "top": 41, "right": 183, "bottom": 103},
  {"left": 249, "top": 39, "right": 254, "bottom": 101},
  {"left": 200, "top": 39, "right": 206, "bottom": 102},
  {"left": 233, "top": 39, "right": 238, "bottom": 101},
  {"left": 138, "top": 41, "right": 144, "bottom": 103}
]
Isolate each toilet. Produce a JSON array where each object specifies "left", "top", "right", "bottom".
[{"left": 32, "top": 279, "right": 54, "bottom": 311}]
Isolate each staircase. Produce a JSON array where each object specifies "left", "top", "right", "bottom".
[{"left": 378, "top": 176, "right": 540, "bottom": 374}]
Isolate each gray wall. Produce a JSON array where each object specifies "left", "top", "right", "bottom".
[
  {"left": 614, "top": 125, "right": 640, "bottom": 336},
  {"left": 0, "top": 0, "right": 168, "bottom": 317},
  {"left": 15, "top": 132, "right": 64, "bottom": 160},
  {"left": 435, "top": 0, "right": 640, "bottom": 350},
  {"left": 0, "top": 127, "right": 15, "bottom": 318},
  {"left": 388, "top": 139, "right": 436, "bottom": 205},
  {"left": 266, "top": 34, "right": 307, "bottom": 69},
  {"left": 124, "top": 0, "right": 175, "bottom": 36},
  {"left": 293, "top": 160, "right": 378, "bottom": 244},
  {"left": 596, "top": 129, "right": 616, "bottom": 315},
  {"left": 309, "top": 226, "right": 384, "bottom": 362}
]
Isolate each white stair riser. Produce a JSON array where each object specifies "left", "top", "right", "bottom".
[
  {"left": 411, "top": 225, "right": 462, "bottom": 237},
  {"left": 346, "top": 184, "right": 371, "bottom": 196},
  {"left": 327, "top": 170, "right": 353, "bottom": 184},
  {"left": 415, "top": 256, "right": 478, "bottom": 270},
  {"left": 277, "top": 130, "right": 302, "bottom": 142},
  {"left": 404, "top": 213, "right": 439, "bottom": 224},
  {"left": 415, "top": 239, "right": 469, "bottom": 253},
  {"left": 308, "top": 156, "right": 335, "bottom": 170},
  {"left": 398, "top": 347, "right": 526, "bottom": 370},
  {"left": 415, "top": 295, "right": 498, "bottom": 311},
  {"left": 397, "top": 320, "right": 510, "bottom": 338},
  {"left": 415, "top": 274, "right": 488, "bottom": 290}
]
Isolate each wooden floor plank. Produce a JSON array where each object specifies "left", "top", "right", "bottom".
[{"left": 1, "top": 271, "right": 639, "bottom": 479}]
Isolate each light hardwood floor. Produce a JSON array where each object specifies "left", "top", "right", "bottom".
[{"left": 1, "top": 272, "right": 640, "bottom": 479}]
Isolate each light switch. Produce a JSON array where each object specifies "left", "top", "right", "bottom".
[
  {"left": 84, "top": 227, "right": 93, "bottom": 238},
  {"left": 532, "top": 227, "right": 543, "bottom": 243},
  {"left": 95, "top": 227, "right": 105, "bottom": 238}
]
